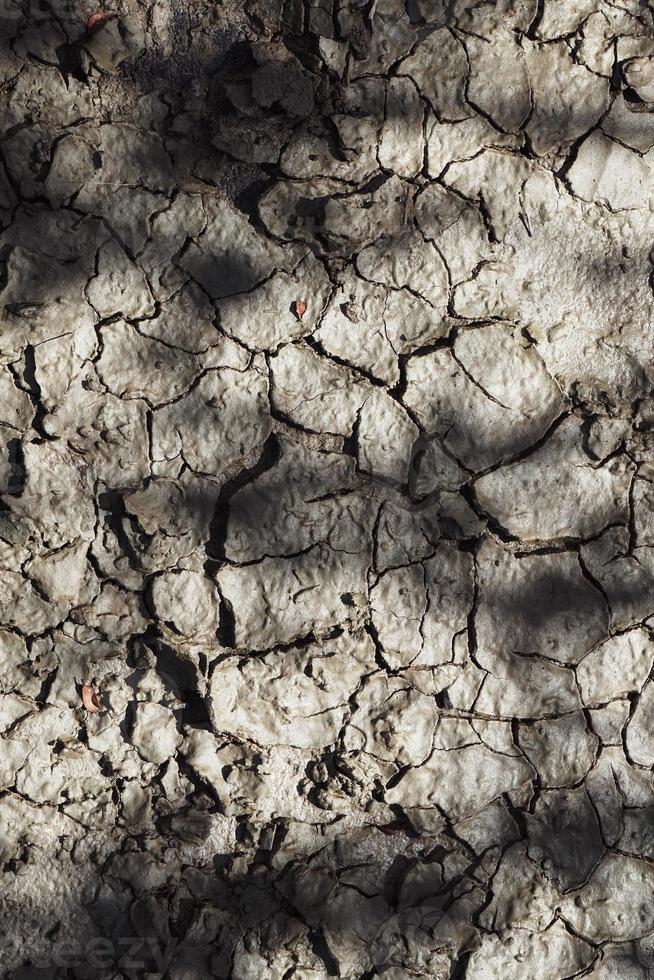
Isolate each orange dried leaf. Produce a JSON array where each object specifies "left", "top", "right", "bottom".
[
  {"left": 294, "top": 300, "right": 308, "bottom": 321},
  {"left": 87, "top": 11, "right": 115, "bottom": 34},
  {"left": 82, "top": 685, "right": 101, "bottom": 713}
]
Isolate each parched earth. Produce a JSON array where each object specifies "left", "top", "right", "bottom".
[{"left": 2, "top": 0, "right": 654, "bottom": 977}]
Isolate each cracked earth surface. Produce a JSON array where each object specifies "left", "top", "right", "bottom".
[{"left": 2, "top": 0, "right": 654, "bottom": 977}]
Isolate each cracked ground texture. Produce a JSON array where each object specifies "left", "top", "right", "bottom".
[{"left": 3, "top": 0, "right": 654, "bottom": 978}]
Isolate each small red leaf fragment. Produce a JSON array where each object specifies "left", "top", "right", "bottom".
[
  {"left": 377, "top": 820, "right": 411, "bottom": 837},
  {"left": 87, "top": 11, "right": 115, "bottom": 34},
  {"left": 294, "top": 300, "right": 308, "bottom": 321},
  {"left": 82, "top": 685, "right": 101, "bottom": 713}
]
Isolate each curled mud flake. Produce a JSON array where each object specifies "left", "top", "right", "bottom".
[
  {"left": 81, "top": 685, "right": 101, "bottom": 713},
  {"left": 293, "top": 299, "right": 308, "bottom": 320},
  {"left": 86, "top": 12, "right": 116, "bottom": 34}
]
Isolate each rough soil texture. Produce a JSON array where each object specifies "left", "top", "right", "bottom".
[{"left": 2, "top": 0, "right": 654, "bottom": 977}]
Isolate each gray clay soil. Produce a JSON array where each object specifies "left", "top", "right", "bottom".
[{"left": 1, "top": 1, "right": 654, "bottom": 977}]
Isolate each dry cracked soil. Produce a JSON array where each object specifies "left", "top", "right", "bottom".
[{"left": 1, "top": 0, "right": 654, "bottom": 977}]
